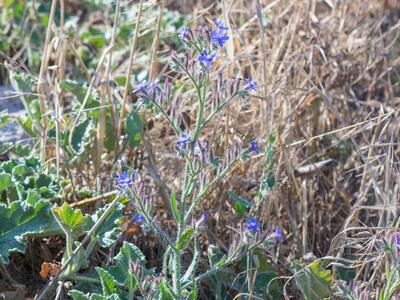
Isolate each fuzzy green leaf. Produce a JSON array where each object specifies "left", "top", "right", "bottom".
[
  {"left": 176, "top": 226, "right": 194, "bottom": 250},
  {"left": 108, "top": 241, "right": 146, "bottom": 289},
  {"left": 0, "top": 173, "right": 12, "bottom": 192},
  {"left": 53, "top": 203, "right": 85, "bottom": 232},
  {"left": 69, "top": 290, "right": 90, "bottom": 300},
  {"left": 86, "top": 203, "right": 124, "bottom": 247},
  {"left": 0, "top": 200, "right": 53, "bottom": 263},
  {"left": 159, "top": 280, "right": 175, "bottom": 300},
  {"left": 96, "top": 267, "right": 118, "bottom": 296},
  {"left": 170, "top": 191, "right": 180, "bottom": 223}
]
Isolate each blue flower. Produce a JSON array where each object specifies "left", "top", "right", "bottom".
[
  {"left": 179, "top": 27, "right": 190, "bottom": 41},
  {"left": 211, "top": 29, "right": 229, "bottom": 48},
  {"left": 133, "top": 214, "right": 145, "bottom": 223},
  {"left": 274, "top": 227, "right": 283, "bottom": 242},
  {"left": 245, "top": 77, "right": 257, "bottom": 91},
  {"left": 245, "top": 217, "right": 261, "bottom": 234},
  {"left": 198, "top": 49, "right": 216, "bottom": 69},
  {"left": 249, "top": 140, "right": 260, "bottom": 154},
  {"left": 177, "top": 132, "right": 191, "bottom": 151},
  {"left": 213, "top": 20, "right": 229, "bottom": 31},
  {"left": 116, "top": 171, "right": 133, "bottom": 188}
]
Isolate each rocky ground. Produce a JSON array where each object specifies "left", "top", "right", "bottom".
[{"left": 0, "top": 86, "right": 28, "bottom": 146}]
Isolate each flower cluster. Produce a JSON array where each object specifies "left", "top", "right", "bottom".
[{"left": 211, "top": 21, "right": 229, "bottom": 48}]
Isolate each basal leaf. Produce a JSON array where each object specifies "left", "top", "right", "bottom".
[
  {"left": 0, "top": 200, "right": 54, "bottom": 264},
  {"left": 0, "top": 173, "right": 12, "bottom": 192}
]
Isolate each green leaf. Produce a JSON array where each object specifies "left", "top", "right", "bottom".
[
  {"left": 69, "top": 119, "right": 94, "bottom": 155},
  {"left": 228, "top": 191, "right": 253, "bottom": 215},
  {"left": 53, "top": 203, "right": 85, "bottom": 232},
  {"left": 176, "top": 227, "right": 194, "bottom": 250},
  {"left": 0, "top": 173, "right": 12, "bottom": 192},
  {"left": 12, "top": 164, "right": 28, "bottom": 176},
  {"left": 59, "top": 80, "right": 97, "bottom": 106},
  {"left": 170, "top": 191, "right": 180, "bottom": 223},
  {"left": 86, "top": 203, "right": 123, "bottom": 247},
  {"left": 96, "top": 267, "right": 118, "bottom": 296},
  {"left": 69, "top": 290, "right": 90, "bottom": 300},
  {"left": 10, "top": 144, "right": 31, "bottom": 157},
  {"left": 108, "top": 241, "right": 146, "bottom": 289},
  {"left": 0, "top": 200, "right": 54, "bottom": 264},
  {"left": 125, "top": 111, "right": 142, "bottom": 147},
  {"left": 0, "top": 111, "right": 9, "bottom": 128},
  {"left": 159, "top": 280, "right": 175, "bottom": 300},
  {"left": 294, "top": 260, "right": 332, "bottom": 300}
]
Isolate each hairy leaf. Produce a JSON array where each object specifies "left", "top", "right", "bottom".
[
  {"left": 170, "top": 191, "right": 180, "bottom": 223},
  {"left": 176, "top": 226, "right": 194, "bottom": 250},
  {"left": 0, "top": 200, "right": 54, "bottom": 263},
  {"left": 0, "top": 173, "right": 12, "bottom": 192},
  {"left": 96, "top": 267, "right": 118, "bottom": 296},
  {"left": 159, "top": 280, "right": 175, "bottom": 300},
  {"left": 86, "top": 203, "right": 124, "bottom": 247},
  {"left": 53, "top": 203, "right": 85, "bottom": 233}
]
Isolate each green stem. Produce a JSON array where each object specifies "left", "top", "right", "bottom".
[{"left": 173, "top": 239, "right": 182, "bottom": 296}]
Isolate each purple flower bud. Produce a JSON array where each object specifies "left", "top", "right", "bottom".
[
  {"left": 148, "top": 79, "right": 159, "bottom": 92},
  {"left": 137, "top": 80, "right": 148, "bottom": 94},
  {"left": 245, "top": 217, "right": 261, "bottom": 234},
  {"left": 395, "top": 233, "right": 400, "bottom": 246},
  {"left": 179, "top": 27, "right": 190, "bottom": 41}
]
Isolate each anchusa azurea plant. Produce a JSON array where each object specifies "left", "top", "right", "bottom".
[{"left": 117, "top": 21, "right": 282, "bottom": 299}]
